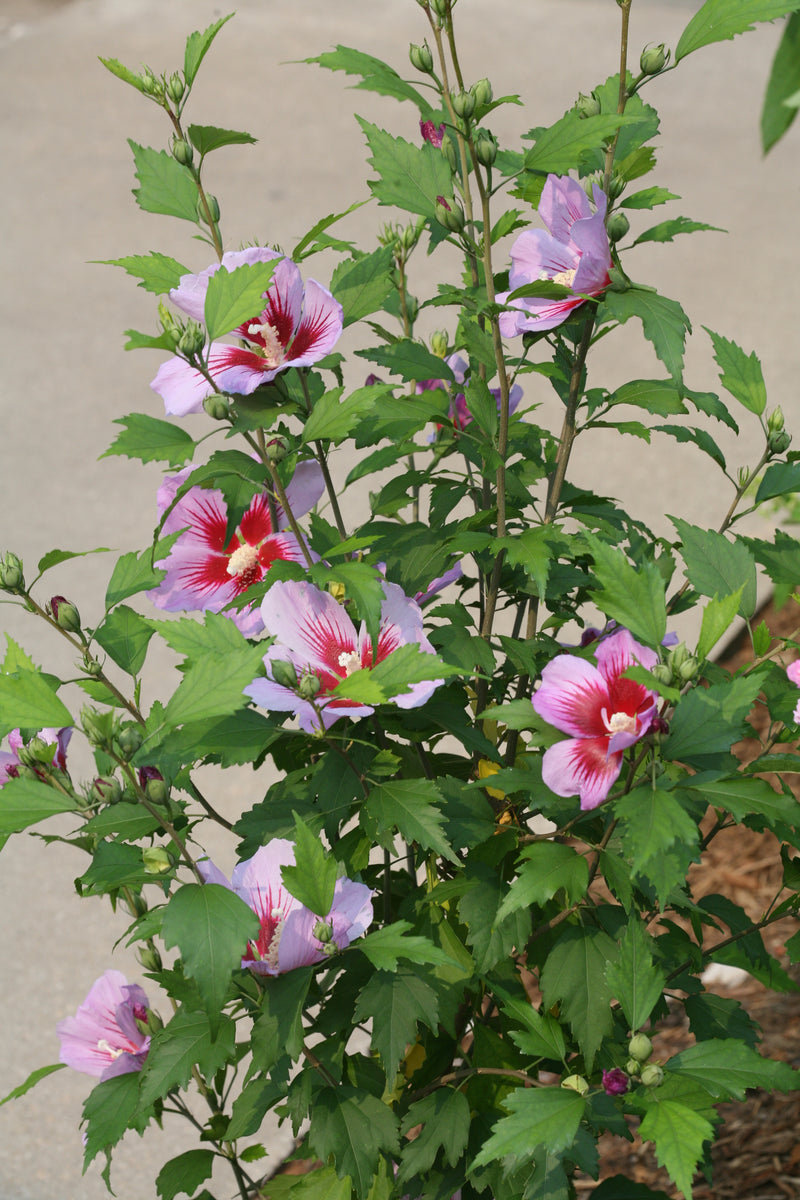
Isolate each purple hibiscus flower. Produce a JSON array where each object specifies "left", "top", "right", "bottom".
[
  {"left": 151, "top": 247, "right": 344, "bottom": 417},
  {"left": 496, "top": 173, "right": 612, "bottom": 335},
  {"left": 532, "top": 627, "right": 659, "bottom": 810},
  {"left": 0, "top": 726, "right": 72, "bottom": 786},
  {"left": 787, "top": 660, "right": 800, "bottom": 722},
  {"left": 602, "top": 1068, "right": 630, "bottom": 1097},
  {"left": 420, "top": 353, "right": 523, "bottom": 436},
  {"left": 198, "top": 839, "right": 373, "bottom": 975},
  {"left": 56, "top": 970, "right": 151, "bottom": 1080}
]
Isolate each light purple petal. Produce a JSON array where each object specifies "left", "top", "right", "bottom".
[
  {"left": 280, "top": 460, "right": 325, "bottom": 524},
  {"left": 151, "top": 355, "right": 215, "bottom": 416},
  {"left": 197, "top": 856, "right": 232, "bottom": 888},
  {"left": 56, "top": 970, "right": 149, "bottom": 1079},
  {"left": 787, "top": 661, "right": 800, "bottom": 687},
  {"left": 541, "top": 735, "right": 623, "bottom": 810},
  {"left": 532, "top": 655, "right": 609, "bottom": 738},
  {"left": 284, "top": 278, "right": 344, "bottom": 367},
  {"left": 259, "top": 580, "right": 358, "bottom": 673},
  {"left": 539, "top": 174, "right": 592, "bottom": 243}
]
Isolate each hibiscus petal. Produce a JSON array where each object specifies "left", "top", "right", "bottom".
[
  {"left": 542, "top": 735, "right": 623, "bottom": 810},
  {"left": 280, "top": 460, "right": 325, "bottom": 524},
  {"left": 285, "top": 278, "right": 344, "bottom": 366},
  {"left": 151, "top": 355, "right": 215, "bottom": 416},
  {"left": 532, "top": 655, "right": 610, "bottom": 737},
  {"left": 539, "top": 174, "right": 592, "bottom": 243},
  {"left": 259, "top": 580, "right": 358, "bottom": 674},
  {"left": 261, "top": 257, "right": 305, "bottom": 348}
]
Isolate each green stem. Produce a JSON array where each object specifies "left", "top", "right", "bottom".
[{"left": 298, "top": 372, "right": 348, "bottom": 541}]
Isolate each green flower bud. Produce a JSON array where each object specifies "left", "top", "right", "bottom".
[
  {"left": 166, "top": 72, "right": 185, "bottom": 103},
  {"left": 265, "top": 434, "right": 290, "bottom": 463},
  {"left": 199, "top": 193, "right": 220, "bottom": 224},
  {"left": 171, "top": 138, "right": 194, "bottom": 167},
  {"left": 270, "top": 659, "right": 299, "bottom": 689},
  {"left": 451, "top": 89, "right": 475, "bottom": 120},
  {"left": 0, "top": 551, "right": 25, "bottom": 593},
  {"left": 409, "top": 42, "right": 434, "bottom": 73},
  {"left": 17, "top": 737, "right": 51, "bottom": 769},
  {"left": 203, "top": 395, "right": 229, "bottom": 421},
  {"left": 298, "top": 672, "right": 322, "bottom": 700},
  {"left": 405, "top": 294, "right": 419, "bottom": 325},
  {"left": 650, "top": 662, "right": 674, "bottom": 687},
  {"left": 429, "top": 0, "right": 450, "bottom": 19},
  {"left": 470, "top": 77, "right": 493, "bottom": 109},
  {"left": 639, "top": 1063, "right": 664, "bottom": 1088},
  {"left": 575, "top": 91, "right": 601, "bottom": 119},
  {"left": 147, "top": 1008, "right": 164, "bottom": 1034},
  {"left": 92, "top": 775, "right": 122, "bottom": 806},
  {"left": 474, "top": 129, "right": 498, "bottom": 167},
  {"left": 142, "top": 846, "right": 173, "bottom": 874},
  {"left": 82, "top": 654, "right": 103, "bottom": 677},
  {"left": 430, "top": 330, "right": 449, "bottom": 359},
  {"left": 442, "top": 137, "right": 458, "bottom": 171},
  {"left": 767, "top": 406, "right": 785, "bottom": 434},
  {"left": 178, "top": 320, "right": 205, "bottom": 358},
  {"left": 628, "top": 1033, "right": 654, "bottom": 1063},
  {"left": 606, "top": 173, "right": 626, "bottom": 202},
  {"left": 640, "top": 43, "right": 668, "bottom": 76},
  {"left": 560, "top": 1074, "right": 589, "bottom": 1096},
  {"left": 606, "top": 212, "right": 630, "bottom": 243},
  {"left": 138, "top": 944, "right": 162, "bottom": 972},
  {"left": 50, "top": 595, "right": 81, "bottom": 634},
  {"left": 768, "top": 428, "right": 792, "bottom": 455},
  {"left": 435, "top": 196, "right": 465, "bottom": 232},
  {"left": 677, "top": 655, "right": 700, "bottom": 683},
  {"left": 81, "top": 706, "right": 115, "bottom": 750},
  {"left": 117, "top": 725, "right": 143, "bottom": 760},
  {"left": 139, "top": 67, "right": 159, "bottom": 95},
  {"left": 400, "top": 221, "right": 420, "bottom": 251},
  {"left": 625, "top": 1058, "right": 642, "bottom": 1076},
  {"left": 312, "top": 918, "right": 334, "bottom": 944}
]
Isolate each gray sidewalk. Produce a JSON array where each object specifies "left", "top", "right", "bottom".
[{"left": 1, "top": 1, "right": 798, "bottom": 1196}]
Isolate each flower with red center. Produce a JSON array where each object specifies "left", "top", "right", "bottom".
[
  {"left": 0, "top": 726, "right": 72, "bottom": 786},
  {"left": 420, "top": 119, "right": 445, "bottom": 148},
  {"left": 496, "top": 173, "right": 612, "bottom": 335},
  {"left": 532, "top": 628, "right": 659, "bottom": 810},
  {"left": 602, "top": 1068, "right": 630, "bottom": 1097},
  {"left": 244, "top": 578, "right": 443, "bottom": 733},
  {"left": 420, "top": 352, "right": 522, "bottom": 436},
  {"left": 198, "top": 839, "right": 373, "bottom": 975},
  {"left": 787, "top": 660, "right": 800, "bottom": 722},
  {"left": 56, "top": 970, "right": 150, "bottom": 1080},
  {"left": 147, "top": 461, "right": 323, "bottom": 637},
  {"left": 151, "top": 247, "right": 344, "bottom": 417}
]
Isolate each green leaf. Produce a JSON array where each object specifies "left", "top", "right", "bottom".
[
  {"left": 139, "top": 1009, "right": 236, "bottom": 1106},
  {"left": 128, "top": 141, "right": 198, "bottom": 223},
  {"left": 161, "top": 884, "right": 257, "bottom": 1033},
  {"left": 638, "top": 1099, "right": 714, "bottom": 1200},
  {"left": 105, "top": 537, "right": 178, "bottom": 608},
  {"left": 94, "top": 604, "right": 155, "bottom": 676},
  {"left": 203, "top": 260, "right": 278, "bottom": 341},
  {"left": 364, "top": 779, "right": 457, "bottom": 862},
  {"left": 78, "top": 841, "right": 152, "bottom": 894},
  {"left": 122, "top": 328, "right": 178, "bottom": 352},
  {"left": 250, "top": 967, "right": 313, "bottom": 1073},
  {"left": 621, "top": 187, "right": 680, "bottom": 210},
  {"left": 522, "top": 112, "right": 637, "bottom": 179},
  {"left": 633, "top": 217, "right": 724, "bottom": 246},
  {"left": 301, "top": 385, "right": 388, "bottom": 445},
  {"left": 397, "top": 1089, "right": 470, "bottom": 1180},
  {"left": 184, "top": 13, "right": 234, "bottom": 85},
  {"left": 0, "top": 671, "right": 72, "bottom": 738},
  {"left": 492, "top": 527, "right": 554, "bottom": 599},
  {"left": 99, "top": 252, "right": 189, "bottom": 295},
  {"left": 82, "top": 1072, "right": 143, "bottom": 1167},
  {"left": 696, "top": 588, "right": 744, "bottom": 661},
  {"left": 357, "top": 119, "right": 454, "bottom": 218},
  {"left": 471, "top": 1087, "right": 586, "bottom": 1169},
  {"left": 281, "top": 816, "right": 337, "bottom": 917},
  {"left": 357, "top": 922, "right": 462, "bottom": 971},
  {"left": 31, "top": 547, "right": 109, "bottom": 582},
  {"left": 583, "top": 533, "right": 666, "bottom": 646},
  {"left": 103, "top": 414, "right": 195, "bottom": 467},
  {"left": 676, "top": 0, "right": 800, "bottom": 61},
  {"left": 704, "top": 327, "right": 767, "bottom": 415},
  {"left": 354, "top": 969, "right": 440, "bottom": 1079},
  {"left": 605, "top": 919, "right": 666, "bottom": 1032},
  {"left": 607, "top": 379, "right": 687, "bottom": 417},
  {"left": 664, "top": 676, "right": 764, "bottom": 768},
  {"left": 615, "top": 786, "right": 699, "bottom": 877},
  {"left": 309, "top": 560, "right": 385, "bottom": 655},
  {"left": 755, "top": 461, "right": 800, "bottom": 504},
  {"left": 98, "top": 56, "right": 148, "bottom": 93},
  {"left": 498, "top": 843, "right": 589, "bottom": 921},
  {"left": 162, "top": 637, "right": 265, "bottom": 728},
  {"left": 600, "top": 289, "right": 690, "bottom": 381},
  {"left": 83, "top": 805, "right": 161, "bottom": 841},
  {"left": 689, "top": 776, "right": 800, "bottom": 836},
  {"left": 293, "top": 201, "right": 364, "bottom": 261},
  {"left": 308, "top": 45, "right": 431, "bottom": 110},
  {"left": 668, "top": 1038, "right": 799, "bottom": 1099},
  {"left": 540, "top": 926, "right": 617, "bottom": 1069},
  {"left": 356, "top": 338, "right": 455, "bottom": 383},
  {"left": 331, "top": 247, "right": 394, "bottom": 327},
  {"left": 226, "top": 1077, "right": 286, "bottom": 1140},
  {"left": 592, "top": 1180, "right": 673, "bottom": 1200},
  {"left": 0, "top": 1062, "right": 65, "bottom": 1106},
  {"left": 333, "top": 642, "right": 455, "bottom": 707},
  {"left": 671, "top": 518, "right": 758, "bottom": 618},
  {"left": 762, "top": 13, "right": 800, "bottom": 150},
  {"left": 156, "top": 1150, "right": 216, "bottom": 1200},
  {"left": 684, "top": 993, "right": 759, "bottom": 1047},
  {"left": 187, "top": 124, "right": 257, "bottom": 157},
  {"left": 308, "top": 1086, "right": 399, "bottom": 1199}
]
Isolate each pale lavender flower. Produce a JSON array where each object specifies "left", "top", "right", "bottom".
[
  {"left": 0, "top": 727, "right": 72, "bottom": 787},
  {"left": 56, "top": 970, "right": 150, "bottom": 1080},
  {"left": 787, "top": 660, "right": 800, "bottom": 722}
]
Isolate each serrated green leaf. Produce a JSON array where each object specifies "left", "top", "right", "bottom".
[
  {"left": 281, "top": 816, "right": 337, "bottom": 917},
  {"left": 187, "top": 124, "right": 257, "bottom": 157},
  {"left": 704, "top": 327, "right": 767, "bottom": 415},
  {"left": 128, "top": 141, "right": 198, "bottom": 223},
  {"left": 755, "top": 460, "right": 800, "bottom": 504},
  {"left": 94, "top": 604, "right": 154, "bottom": 676},
  {"left": 606, "top": 919, "right": 665, "bottom": 1031},
  {"left": 522, "top": 112, "right": 637, "bottom": 179},
  {"left": 226, "top": 1077, "right": 286, "bottom": 1140},
  {"left": 105, "top": 537, "right": 179, "bottom": 609},
  {"left": 103, "top": 414, "right": 195, "bottom": 467},
  {"left": 397, "top": 1089, "right": 470, "bottom": 1181},
  {"left": 654, "top": 422, "right": 727, "bottom": 469},
  {"left": 203, "top": 260, "right": 278, "bottom": 341},
  {"left": 357, "top": 119, "right": 454, "bottom": 218},
  {"left": 664, "top": 676, "right": 764, "bottom": 767},
  {"left": 139, "top": 1009, "right": 236, "bottom": 1106},
  {"left": 762, "top": 12, "right": 800, "bottom": 151},
  {"left": 122, "top": 328, "right": 178, "bottom": 352},
  {"left": 162, "top": 639, "right": 265, "bottom": 728},
  {"left": 608, "top": 378, "right": 687, "bottom": 416},
  {"left": 600, "top": 288, "right": 690, "bottom": 381},
  {"left": 301, "top": 385, "right": 387, "bottom": 445},
  {"left": 472, "top": 1087, "right": 585, "bottom": 1169},
  {"left": 99, "top": 56, "right": 148, "bottom": 93},
  {"left": 671, "top": 518, "right": 757, "bottom": 618},
  {"left": 696, "top": 588, "right": 744, "bottom": 661},
  {"left": 540, "top": 927, "right": 617, "bottom": 1069},
  {"left": 293, "top": 201, "right": 364, "bottom": 261},
  {"left": 0, "top": 1062, "right": 65, "bottom": 1106},
  {"left": 621, "top": 187, "right": 680, "bottom": 210},
  {"left": 82, "top": 1071, "right": 143, "bottom": 1167},
  {"left": 78, "top": 841, "right": 153, "bottom": 894},
  {"left": 99, "top": 252, "right": 189, "bottom": 295},
  {"left": 364, "top": 778, "right": 457, "bottom": 862},
  {"left": 354, "top": 969, "right": 439, "bottom": 1079},
  {"left": 308, "top": 45, "right": 431, "bottom": 110},
  {"left": 492, "top": 526, "right": 554, "bottom": 599},
  {"left": 676, "top": 0, "right": 800, "bottom": 61},
  {"left": 684, "top": 993, "right": 759, "bottom": 1047},
  {"left": 668, "top": 1038, "right": 799, "bottom": 1099},
  {"left": 308, "top": 1086, "right": 399, "bottom": 1200},
  {"left": 184, "top": 13, "right": 234, "bottom": 85},
  {"left": 638, "top": 1099, "right": 714, "bottom": 1200},
  {"left": 83, "top": 805, "right": 161, "bottom": 841},
  {"left": 689, "top": 776, "right": 800, "bottom": 836},
  {"left": 356, "top": 338, "right": 455, "bottom": 383},
  {"left": 161, "top": 884, "right": 257, "bottom": 1033},
  {"left": 583, "top": 533, "right": 666, "bottom": 646},
  {"left": 498, "top": 843, "right": 588, "bottom": 921},
  {"left": 615, "top": 786, "right": 699, "bottom": 876},
  {"left": 330, "top": 247, "right": 394, "bottom": 328},
  {"left": 633, "top": 217, "right": 724, "bottom": 246},
  {"left": 0, "top": 671, "right": 72, "bottom": 739},
  {"left": 308, "top": 559, "right": 385, "bottom": 655},
  {"left": 357, "top": 922, "right": 462, "bottom": 971},
  {"left": 156, "top": 1150, "right": 216, "bottom": 1200}
]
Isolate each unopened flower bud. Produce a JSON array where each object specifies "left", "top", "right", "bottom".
[
  {"left": 82, "top": 654, "right": 102, "bottom": 677},
  {"left": 677, "top": 655, "right": 699, "bottom": 683},
  {"left": 147, "top": 1009, "right": 164, "bottom": 1034},
  {"left": 401, "top": 221, "right": 421, "bottom": 251},
  {"left": 0, "top": 552, "right": 24, "bottom": 593},
  {"left": 203, "top": 395, "right": 229, "bottom": 421},
  {"left": 768, "top": 428, "right": 792, "bottom": 455},
  {"left": 625, "top": 1058, "right": 641, "bottom": 1076},
  {"left": 429, "top": 0, "right": 450, "bottom": 19},
  {"left": 139, "top": 766, "right": 168, "bottom": 806},
  {"left": 575, "top": 91, "right": 601, "bottom": 119},
  {"left": 142, "top": 846, "right": 173, "bottom": 874},
  {"left": 171, "top": 138, "right": 194, "bottom": 167},
  {"left": 640, "top": 43, "right": 668, "bottom": 76},
  {"left": 470, "top": 78, "right": 493, "bottom": 109},
  {"left": 650, "top": 662, "right": 674, "bottom": 687},
  {"left": 606, "top": 173, "right": 626, "bottom": 202},
  {"left": 435, "top": 196, "right": 465, "bottom": 232},
  {"left": 640, "top": 1063, "right": 664, "bottom": 1088},
  {"left": 166, "top": 72, "right": 185, "bottom": 103},
  {"left": 767, "top": 406, "right": 785, "bottom": 434},
  {"left": 560, "top": 1074, "right": 589, "bottom": 1096},
  {"left": 628, "top": 1033, "right": 653, "bottom": 1063},
  {"left": 178, "top": 321, "right": 205, "bottom": 358},
  {"left": 602, "top": 1068, "right": 629, "bottom": 1097},
  {"left": 199, "top": 193, "right": 220, "bottom": 224},
  {"left": 17, "top": 737, "right": 50, "bottom": 769},
  {"left": 430, "top": 330, "right": 449, "bottom": 359},
  {"left": 606, "top": 212, "right": 630, "bottom": 243},
  {"left": 117, "top": 725, "right": 143, "bottom": 759},
  {"left": 81, "top": 706, "right": 115, "bottom": 750},
  {"left": 265, "top": 435, "right": 290, "bottom": 463},
  {"left": 405, "top": 294, "right": 419, "bottom": 325},
  {"left": 474, "top": 129, "right": 498, "bottom": 167},
  {"left": 312, "top": 919, "right": 334, "bottom": 944},
  {"left": 50, "top": 595, "right": 81, "bottom": 634},
  {"left": 451, "top": 89, "right": 475, "bottom": 120},
  {"left": 138, "top": 944, "right": 162, "bottom": 972},
  {"left": 442, "top": 137, "right": 458, "bottom": 171},
  {"left": 270, "top": 660, "right": 299, "bottom": 689},
  {"left": 140, "top": 67, "right": 159, "bottom": 95},
  {"left": 298, "top": 672, "right": 322, "bottom": 700},
  {"left": 92, "top": 775, "right": 122, "bottom": 806},
  {"left": 409, "top": 42, "right": 434, "bottom": 73}
]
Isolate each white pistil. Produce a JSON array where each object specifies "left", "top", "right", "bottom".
[
  {"left": 97, "top": 1039, "right": 123, "bottom": 1059},
  {"left": 605, "top": 711, "right": 638, "bottom": 735},
  {"left": 227, "top": 542, "right": 260, "bottom": 577},
  {"left": 337, "top": 649, "right": 362, "bottom": 676},
  {"left": 551, "top": 267, "right": 577, "bottom": 289},
  {"left": 247, "top": 320, "right": 285, "bottom": 368}
]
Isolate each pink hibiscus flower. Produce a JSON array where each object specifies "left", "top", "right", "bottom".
[
  {"left": 420, "top": 353, "right": 522, "bottom": 435},
  {"left": 151, "top": 247, "right": 344, "bottom": 417},
  {"left": 56, "top": 970, "right": 150, "bottom": 1080},
  {"left": 532, "top": 628, "right": 659, "bottom": 810},
  {"left": 147, "top": 461, "right": 323, "bottom": 637},
  {"left": 198, "top": 839, "right": 373, "bottom": 976},
  {"left": 245, "top": 578, "right": 443, "bottom": 732},
  {"left": 497, "top": 174, "right": 612, "bottom": 335},
  {"left": 0, "top": 726, "right": 72, "bottom": 786},
  {"left": 786, "top": 660, "right": 800, "bottom": 722}
]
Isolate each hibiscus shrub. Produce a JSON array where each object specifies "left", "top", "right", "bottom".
[{"left": 4, "top": 3, "right": 800, "bottom": 1199}]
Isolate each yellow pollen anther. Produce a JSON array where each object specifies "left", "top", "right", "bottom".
[
  {"left": 247, "top": 320, "right": 285, "bottom": 369},
  {"left": 607, "top": 711, "right": 637, "bottom": 735},
  {"left": 227, "top": 543, "right": 260, "bottom": 577},
  {"left": 337, "top": 649, "right": 362, "bottom": 676},
  {"left": 551, "top": 267, "right": 577, "bottom": 289}
]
